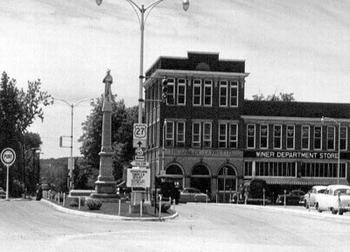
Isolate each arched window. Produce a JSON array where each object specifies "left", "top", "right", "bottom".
[
  {"left": 192, "top": 165, "right": 210, "bottom": 175},
  {"left": 165, "top": 164, "right": 184, "bottom": 189},
  {"left": 218, "top": 166, "right": 237, "bottom": 191},
  {"left": 166, "top": 165, "right": 183, "bottom": 175},
  {"left": 191, "top": 164, "right": 211, "bottom": 194}
]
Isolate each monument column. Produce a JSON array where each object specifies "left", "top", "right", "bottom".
[{"left": 91, "top": 70, "right": 117, "bottom": 199}]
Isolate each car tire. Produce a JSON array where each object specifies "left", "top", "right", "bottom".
[
  {"left": 339, "top": 209, "right": 343, "bottom": 215},
  {"left": 331, "top": 208, "right": 338, "bottom": 215},
  {"left": 304, "top": 201, "right": 309, "bottom": 209},
  {"left": 315, "top": 203, "right": 322, "bottom": 213}
]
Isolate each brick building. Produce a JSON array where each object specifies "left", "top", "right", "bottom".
[{"left": 143, "top": 51, "right": 350, "bottom": 201}]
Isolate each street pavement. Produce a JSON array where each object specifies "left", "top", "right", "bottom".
[{"left": 1, "top": 198, "right": 350, "bottom": 252}]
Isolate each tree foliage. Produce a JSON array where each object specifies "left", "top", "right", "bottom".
[
  {"left": 0, "top": 72, "right": 52, "bottom": 196},
  {"left": 78, "top": 95, "right": 137, "bottom": 188},
  {"left": 252, "top": 92, "right": 295, "bottom": 102}
]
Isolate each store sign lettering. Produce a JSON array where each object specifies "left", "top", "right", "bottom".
[
  {"left": 255, "top": 151, "right": 338, "bottom": 160},
  {"left": 167, "top": 148, "right": 235, "bottom": 157}
]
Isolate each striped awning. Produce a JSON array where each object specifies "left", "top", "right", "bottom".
[{"left": 263, "top": 177, "right": 349, "bottom": 186}]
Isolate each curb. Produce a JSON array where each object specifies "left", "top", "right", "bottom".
[
  {"left": 42, "top": 199, "right": 178, "bottom": 221},
  {"left": 222, "top": 203, "right": 350, "bottom": 223}
]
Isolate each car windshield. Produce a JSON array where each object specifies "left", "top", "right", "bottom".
[{"left": 334, "top": 189, "right": 350, "bottom": 195}]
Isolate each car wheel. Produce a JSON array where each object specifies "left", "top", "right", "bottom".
[
  {"left": 331, "top": 208, "right": 338, "bottom": 215},
  {"left": 315, "top": 203, "right": 322, "bottom": 213},
  {"left": 304, "top": 201, "right": 309, "bottom": 209}
]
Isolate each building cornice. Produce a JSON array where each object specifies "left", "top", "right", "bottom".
[
  {"left": 144, "top": 69, "right": 249, "bottom": 88},
  {"left": 241, "top": 115, "right": 350, "bottom": 124}
]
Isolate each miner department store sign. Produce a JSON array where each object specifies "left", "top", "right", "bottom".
[{"left": 244, "top": 150, "right": 350, "bottom": 160}]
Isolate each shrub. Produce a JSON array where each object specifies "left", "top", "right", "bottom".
[
  {"left": 86, "top": 198, "right": 102, "bottom": 210},
  {"left": 66, "top": 197, "right": 86, "bottom": 208},
  {"left": 69, "top": 201, "right": 78, "bottom": 207}
]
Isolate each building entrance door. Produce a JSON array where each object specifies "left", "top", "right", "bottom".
[{"left": 191, "top": 164, "right": 211, "bottom": 194}]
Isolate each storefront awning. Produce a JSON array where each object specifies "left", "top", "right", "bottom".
[{"left": 263, "top": 177, "right": 348, "bottom": 186}]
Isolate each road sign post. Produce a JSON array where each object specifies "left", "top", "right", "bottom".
[{"left": 1, "top": 148, "right": 16, "bottom": 200}]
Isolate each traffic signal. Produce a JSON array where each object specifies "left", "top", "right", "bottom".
[{"left": 162, "top": 78, "right": 168, "bottom": 103}]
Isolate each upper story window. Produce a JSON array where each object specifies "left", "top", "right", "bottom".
[
  {"left": 229, "top": 123, "right": 238, "bottom": 148},
  {"left": 230, "top": 81, "right": 238, "bottom": 107},
  {"left": 260, "top": 124, "right": 268, "bottom": 149},
  {"left": 218, "top": 123, "right": 227, "bottom": 148},
  {"left": 327, "top": 126, "right": 335, "bottom": 150},
  {"left": 247, "top": 124, "right": 256, "bottom": 149},
  {"left": 165, "top": 120, "right": 185, "bottom": 148},
  {"left": 176, "top": 121, "right": 185, "bottom": 147},
  {"left": 193, "top": 79, "right": 202, "bottom": 106},
  {"left": 301, "top": 125, "right": 310, "bottom": 150},
  {"left": 177, "top": 79, "right": 186, "bottom": 105},
  {"left": 219, "top": 81, "right": 228, "bottom": 107},
  {"left": 203, "top": 122, "right": 212, "bottom": 148},
  {"left": 166, "top": 78, "right": 175, "bottom": 105},
  {"left": 165, "top": 121, "right": 174, "bottom": 147},
  {"left": 192, "top": 121, "right": 212, "bottom": 148},
  {"left": 340, "top": 126, "right": 348, "bottom": 150},
  {"left": 219, "top": 122, "right": 238, "bottom": 148},
  {"left": 219, "top": 80, "right": 239, "bottom": 107},
  {"left": 203, "top": 80, "right": 212, "bottom": 106},
  {"left": 314, "top": 126, "right": 322, "bottom": 150},
  {"left": 192, "top": 122, "right": 201, "bottom": 148},
  {"left": 286, "top": 125, "right": 295, "bottom": 150},
  {"left": 273, "top": 125, "right": 282, "bottom": 149}
]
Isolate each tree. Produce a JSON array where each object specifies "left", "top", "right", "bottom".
[
  {"left": 0, "top": 72, "right": 52, "bottom": 196},
  {"left": 23, "top": 132, "right": 42, "bottom": 194},
  {"left": 78, "top": 95, "right": 137, "bottom": 188},
  {"left": 251, "top": 92, "right": 295, "bottom": 102}
]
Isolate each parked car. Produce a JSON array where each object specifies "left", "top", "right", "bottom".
[
  {"left": 316, "top": 184, "right": 350, "bottom": 215},
  {"left": 179, "top": 187, "right": 210, "bottom": 203},
  {"left": 232, "top": 179, "right": 270, "bottom": 204},
  {"left": 303, "top": 185, "right": 327, "bottom": 209},
  {"left": 276, "top": 189, "right": 305, "bottom": 205},
  {"left": 0, "top": 187, "right": 6, "bottom": 199}
]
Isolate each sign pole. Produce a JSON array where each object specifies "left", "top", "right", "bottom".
[
  {"left": 6, "top": 164, "right": 9, "bottom": 200},
  {"left": 1, "top": 148, "right": 16, "bottom": 201}
]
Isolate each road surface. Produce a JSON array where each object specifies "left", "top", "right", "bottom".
[{"left": 0, "top": 200, "right": 349, "bottom": 252}]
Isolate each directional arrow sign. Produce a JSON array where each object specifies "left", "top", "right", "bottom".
[
  {"left": 133, "top": 139, "right": 146, "bottom": 148},
  {"left": 131, "top": 161, "right": 150, "bottom": 167}
]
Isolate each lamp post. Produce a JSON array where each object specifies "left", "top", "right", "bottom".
[
  {"left": 96, "top": 0, "right": 190, "bottom": 124},
  {"left": 321, "top": 116, "right": 341, "bottom": 184},
  {"left": 54, "top": 98, "right": 92, "bottom": 189}
]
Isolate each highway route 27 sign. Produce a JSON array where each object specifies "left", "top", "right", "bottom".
[{"left": 133, "top": 123, "right": 147, "bottom": 148}]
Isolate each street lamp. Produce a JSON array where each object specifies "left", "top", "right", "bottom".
[
  {"left": 321, "top": 116, "right": 341, "bottom": 184},
  {"left": 54, "top": 98, "right": 92, "bottom": 189},
  {"left": 96, "top": 0, "right": 190, "bottom": 124}
]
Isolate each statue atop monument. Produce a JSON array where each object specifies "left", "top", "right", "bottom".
[{"left": 103, "top": 69, "right": 113, "bottom": 102}]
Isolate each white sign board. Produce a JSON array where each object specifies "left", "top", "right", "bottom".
[
  {"left": 126, "top": 168, "right": 150, "bottom": 188},
  {"left": 133, "top": 123, "right": 147, "bottom": 148},
  {"left": 131, "top": 161, "right": 150, "bottom": 167}
]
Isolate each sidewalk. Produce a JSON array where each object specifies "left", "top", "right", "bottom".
[{"left": 227, "top": 203, "right": 350, "bottom": 223}]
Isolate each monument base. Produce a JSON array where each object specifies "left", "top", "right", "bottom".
[{"left": 90, "top": 180, "right": 119, "bottom": 202}]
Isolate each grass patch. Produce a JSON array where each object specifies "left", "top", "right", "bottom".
[{"left": 46, "top": 197, "right": 176, "bottom": 218}]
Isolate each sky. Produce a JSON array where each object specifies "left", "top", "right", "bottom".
[{"left": 0, "top": 0, "right": 349, "bottom": 159}]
